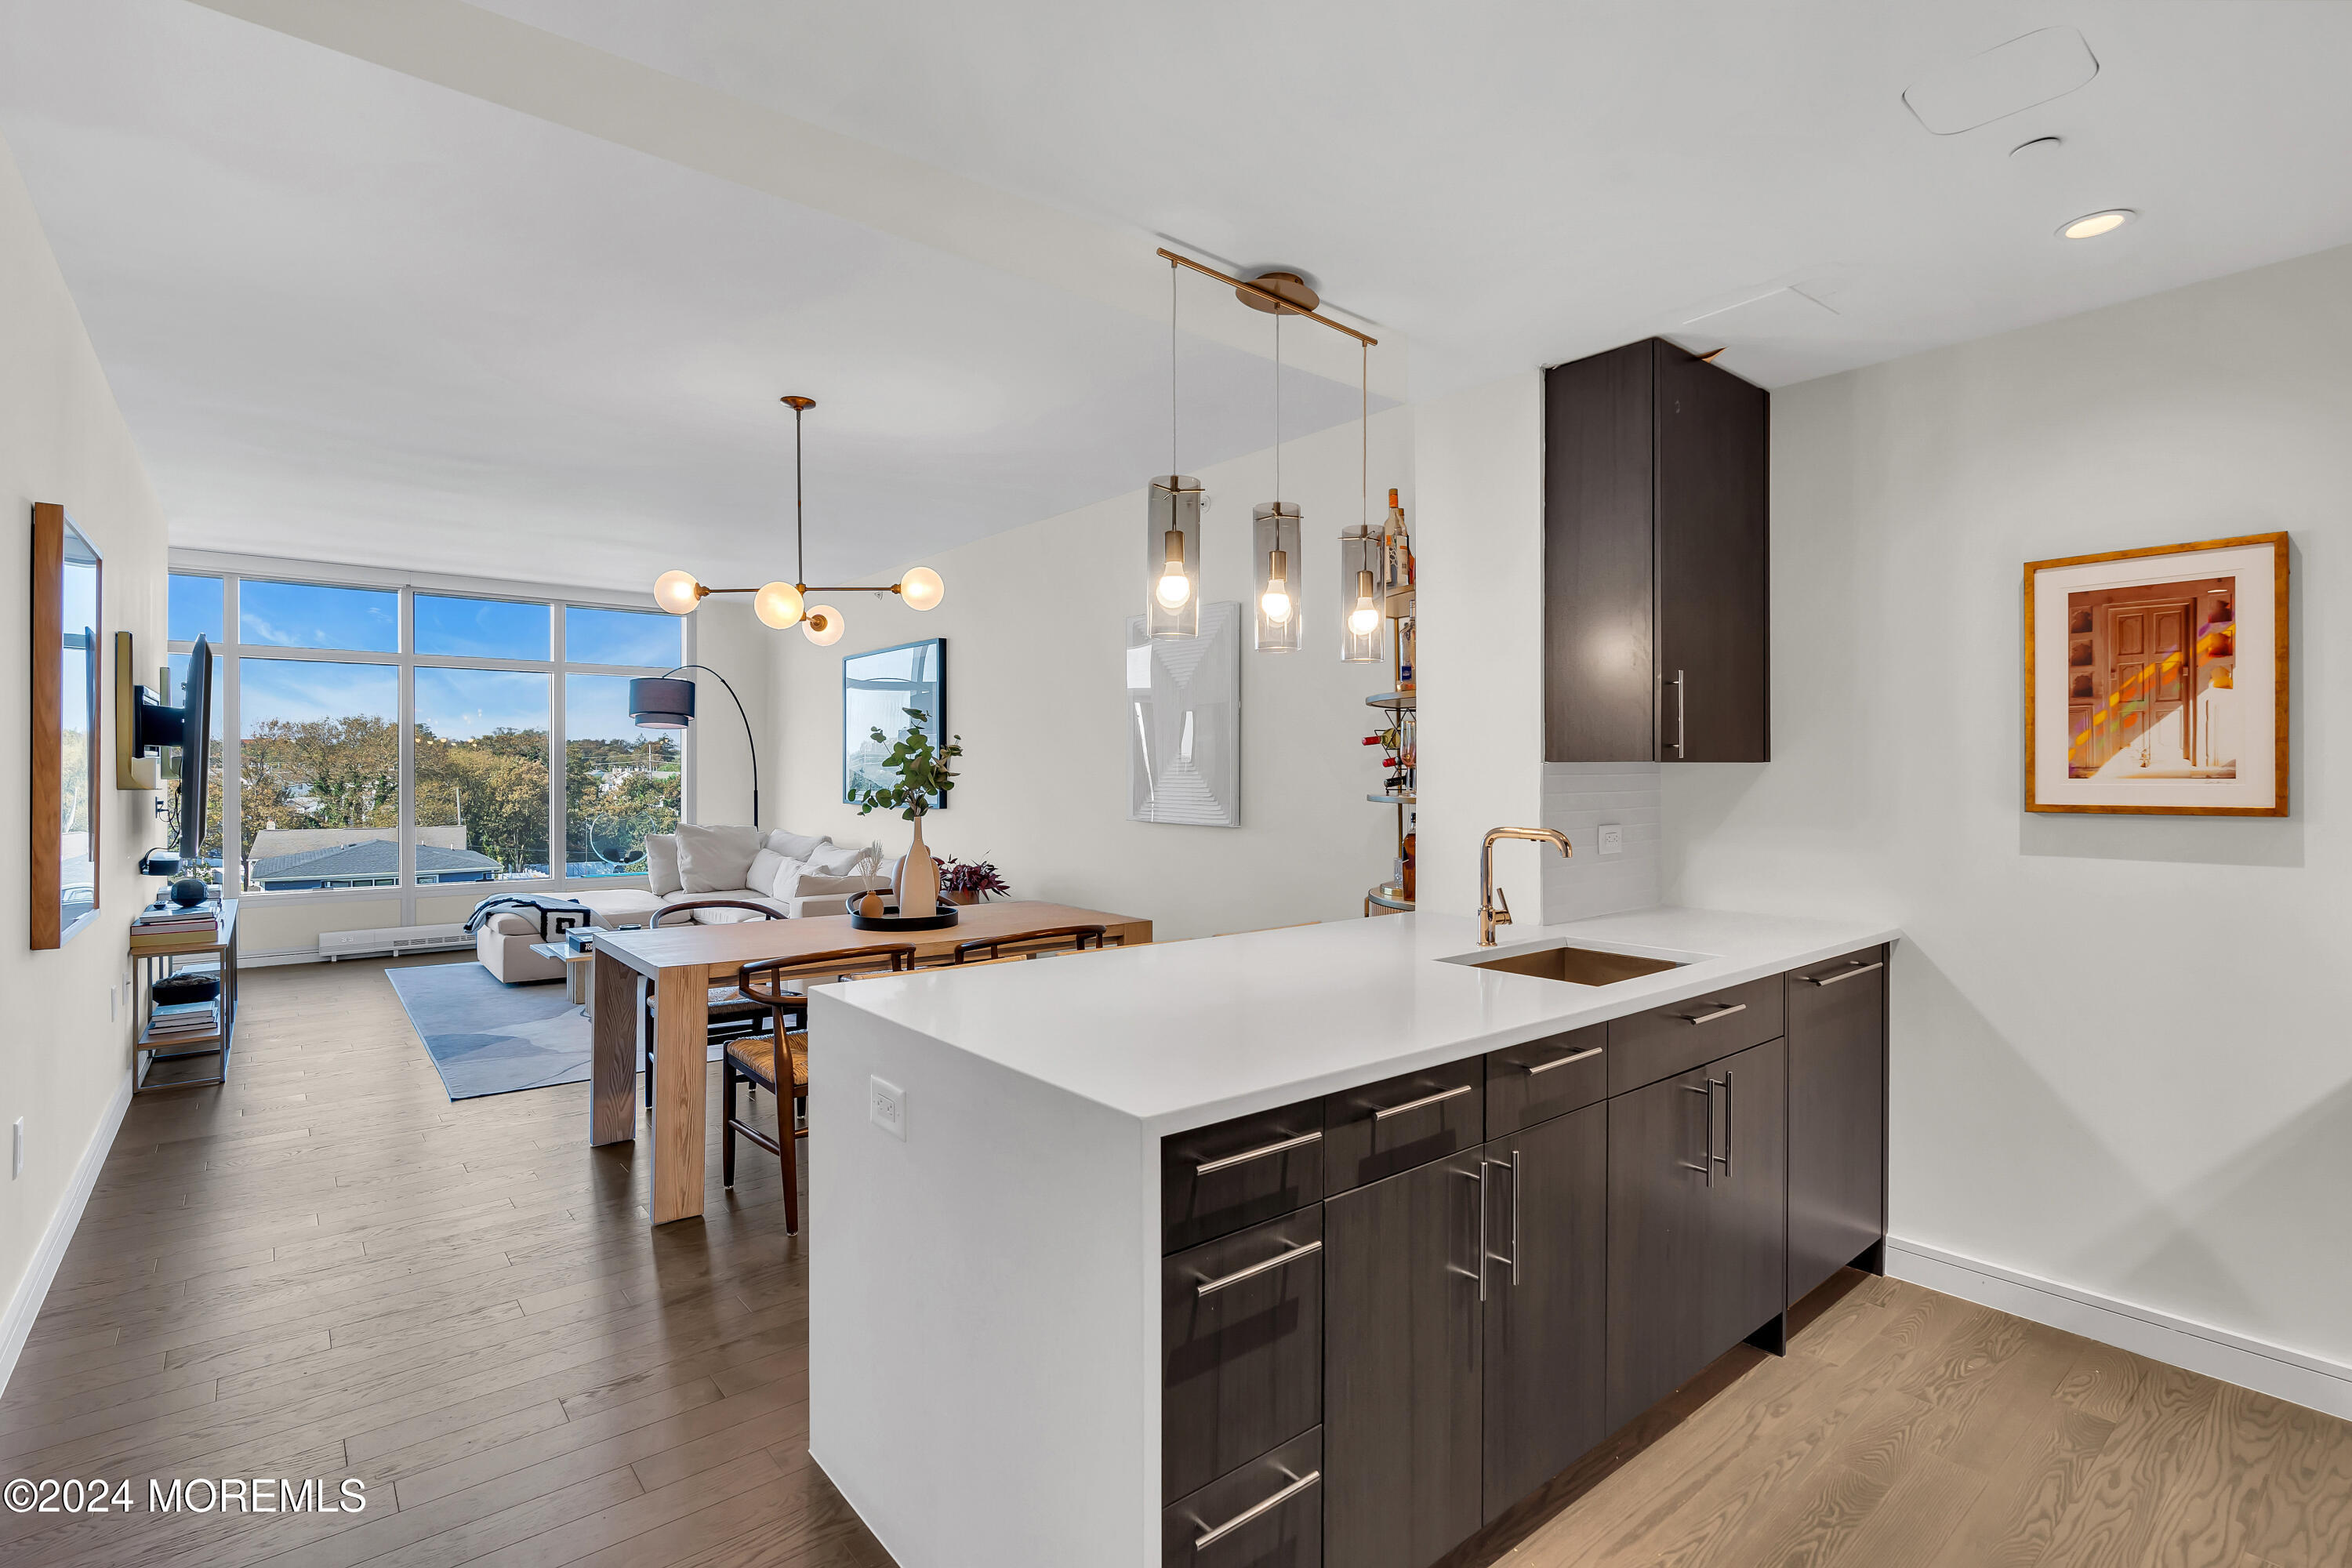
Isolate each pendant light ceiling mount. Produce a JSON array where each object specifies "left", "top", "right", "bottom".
[
  {"left": 651, "top": 394, "right": 944, "bottom": 642},
  {"left": 1236, "top": 270, "right": 1319, "bottom": 317}
]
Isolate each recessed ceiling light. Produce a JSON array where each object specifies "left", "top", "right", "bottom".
[{"left": 2060, "top": 209, "right": 2135, "bottom": 240}]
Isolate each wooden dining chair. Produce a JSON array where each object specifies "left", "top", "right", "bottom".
[
  {"left": 946, "top": 924, "right": 1111, "bottom": 964},
  {"left": 641, "top": 901, "right": 784, "bottom": 1106},
  {"left": 728, "top": 943, "right": 920, "bottom": 1233}
]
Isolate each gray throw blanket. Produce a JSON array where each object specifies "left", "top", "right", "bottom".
[{"left": 464, "top": 893, "right": 593, "bottom": 940}]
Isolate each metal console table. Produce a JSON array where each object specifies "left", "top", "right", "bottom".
[{"left": 133, "top": 899, "right": 239, "bottom": 1093}]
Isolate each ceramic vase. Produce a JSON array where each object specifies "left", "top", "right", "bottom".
[{"left": 897, "top": 814, "right": 941, "bottom": 918}]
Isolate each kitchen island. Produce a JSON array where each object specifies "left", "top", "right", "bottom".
[{"left": 805, "top": 906, "right": 1900, "bottom": 1568}]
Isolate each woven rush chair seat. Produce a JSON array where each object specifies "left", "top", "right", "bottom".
[{"left": 724, "top": 943, "right": 918, "bottom": 1234}]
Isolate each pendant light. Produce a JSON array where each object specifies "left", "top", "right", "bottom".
[
  {"left": 1340, "top": 338, "right": 1382, "bottom": 662},
  {"left": 1251, "top": 307, "right": 1302, "bottom": 652},
  {"left": 650, "top": 396, "right": 944, "bottom": 642},
  {"left": 1149, "top": 261, "right": 1204, "bottom": 639}
]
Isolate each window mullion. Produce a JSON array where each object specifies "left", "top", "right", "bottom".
[
  {"left": 550, "top": 603, "right": 568, "bottom": 889},
  {"left": 220, "top": 574, "right": 241, "bottom": 894},
  {"left": 398, "top": 586, "right": 417, "bottom": 922}
]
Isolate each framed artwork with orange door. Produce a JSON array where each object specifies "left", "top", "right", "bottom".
[{"left": 2025, "top": 532, "right": 2287, "bottom": 815}]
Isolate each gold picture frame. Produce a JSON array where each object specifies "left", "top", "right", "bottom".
[{"left": 2024, "top": 532, "right": 2287, "bottom": 816}]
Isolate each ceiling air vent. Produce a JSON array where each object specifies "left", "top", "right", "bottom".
[{"left": 1903, "top": 27, "right": 2100, "bottom": 136}]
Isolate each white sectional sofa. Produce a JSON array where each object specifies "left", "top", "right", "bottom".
[{"left": 568, "top": 825, "right": 894, "bottom": 931}]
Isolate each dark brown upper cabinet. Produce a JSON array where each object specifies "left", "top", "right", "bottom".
[{"left": 1544, "top": 339, "right": 1769, "bottom": 763}]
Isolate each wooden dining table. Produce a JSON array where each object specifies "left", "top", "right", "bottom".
[{"left": 590, "top": 900, "right": 1152, "bottom": 1223}]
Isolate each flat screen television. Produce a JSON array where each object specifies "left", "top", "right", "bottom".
[{"left": 175, "top": 634, "right": 213, "bottom": 864}]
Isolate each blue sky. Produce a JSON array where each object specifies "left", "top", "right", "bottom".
[{"left": 170, "top": 575, "right": 680, "bottom": 668}]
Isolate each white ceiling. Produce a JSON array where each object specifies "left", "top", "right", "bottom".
[{"left": 8, "top": 0, "right": 2352, "bottom": 590}]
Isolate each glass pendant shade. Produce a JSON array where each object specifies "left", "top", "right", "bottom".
[
  {"left": 1339, "top": 525, "right": 1385, "bottom": 662},
  {"left": 1252, "top": 503, "right": 1301, "bottom": 652},
  {"left": 1146, "top": 475, "right": 1203, "bottom": 639},
  {"left": 899, "top": 565, "right": 945, "bottom": 612},
  {"left": 753, "top": 581, "right": 804, "bottom": 629},
  {"left": 803, "top": 604, "right": 845, "bottom": 646},
  {"left": 652, "top": 569, "right": 702, "bottom": 615}
]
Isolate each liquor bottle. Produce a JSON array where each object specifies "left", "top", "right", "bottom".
[
  {"left": 1397, "top": 618, "right": 1416, "bottom": 691},
  {"left": 1400, "top": 829, "right": 1417, "bottom": 901},
  {"left": 1385, "top": 488, "right": 1414, "bottom": 588}
]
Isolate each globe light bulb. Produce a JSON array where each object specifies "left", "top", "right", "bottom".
[
  {"left": 652, "top": 570, "right": 702, "bottom": 615},
  {"left": 1348, "top": 600, "right": 1381, "bottom": 637},
  {"left": 803, "top": 605, "right": 845, "bottom": 647},
  {"left": 1156, "top": 565, "right": 1193, "bottom": 611},
  {"left": 898, "top": 565, "right": 944, "bottom": 612},
  {"left": 1261, "top": 587, "right": 1294, "bottom": 626},
  {"left": 753, "top": 581, "right": 804, "bottom": 630}
]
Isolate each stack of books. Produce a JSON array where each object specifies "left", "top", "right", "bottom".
[
  {"left": 131, "top": 902, "right": 221, "bottom": 953},
  {"left": 145, "top": 1000, "right": 220, "bottom": 1040}
]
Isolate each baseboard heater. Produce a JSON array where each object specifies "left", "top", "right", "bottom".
[{"left": 318, "top": 924, "right": 473, "bottom": 960}]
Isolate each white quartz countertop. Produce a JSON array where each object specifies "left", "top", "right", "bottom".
[{"left": 831, "top": 906, "right": 1901, "bottom": 1134}]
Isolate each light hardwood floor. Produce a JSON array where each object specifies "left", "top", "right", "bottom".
[{"left": 6, "top": 956, "right": 2348, "bottom": 1568}]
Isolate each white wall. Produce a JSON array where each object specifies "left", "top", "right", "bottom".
[
  {"left": 0, "top": 132, "right": 170, "bottom": 1391},
  {"left": 1412, "top": 373, "right": 1545, "bottom": 919},
  {"left": 763, "top": 410, "right": 1411, "bottom": 939},
  {"left": 686, "top": 597, "right": 773, "bottom": 829},
  {"left": 1666, "top": 242, "right": 2352, "bottom": 1377}
]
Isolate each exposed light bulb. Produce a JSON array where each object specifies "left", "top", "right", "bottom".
[
  {"left": 652, "top": 570, "right": 702, "bottom": 615},
  {"left": 1348, "top": 567, "right": 1381, "bottom": 636},
  {"left": 803, "top": 605, "right": 844, "bottom": 646},
  {"left": 1261, "top": 587, "right": 1294, "bottom": 626},
  {"left": 753, "top": 581, "right": 804, "bottom": 630},
  {"left": 1156, "top": 565, "right": 1192, "bottom": 611},
  {"left": 899, "top": 565, "right": 944, "bottom": 612}
]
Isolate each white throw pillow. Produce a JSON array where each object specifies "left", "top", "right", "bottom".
[
  {"left": 644, "top": 833, "right": 683, "bottom": 896},
  {"left": 747, "top": 848, "right": 786, "bottom": 900},
  {"left": 765, "top": 829, "right": 833, "bottom": 861},
  {"left": 488, "top": 912, "right": 539, "bottom": 936},
  {"left": 804, "top": 841, "right": 876, "bottom": 877},
  {"left": 677, "top": 824, "right": 762, "bottom": 894}
]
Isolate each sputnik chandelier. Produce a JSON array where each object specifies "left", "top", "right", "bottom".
[{"left": 653, "top": 395, "right": 944, "bottom": 643}]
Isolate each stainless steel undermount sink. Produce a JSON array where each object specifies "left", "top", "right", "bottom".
[{"left": 1458, "top": 943, "right": 1687, "bottom": 987}]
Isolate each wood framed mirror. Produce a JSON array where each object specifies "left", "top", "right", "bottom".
[{"left": 32, "top": 501, "right": 103, "bottom": 948}]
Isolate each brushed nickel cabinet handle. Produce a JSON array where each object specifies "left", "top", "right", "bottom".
[
  {"left": 1372, "top": 1083, "right": 1473, "bottom": 1121},
  {"left": 1483, "top": 1152, "right": 1521, "bottom": 1287},
  {"left": 1720, "top": 1070, "right": 1735, "bottom": 1177},
  {"left": 1193, "top": 1468, "right": 1322, "bottom": 1549},
  {"left": 1195, "top": 1240, "right": 1323, "bottom": 1298},
  {"left": 1195, "top": 1128, "right": 1322, "bottom": 1176},
  {"left": 1682, "top": 1080, "right": 1714, "bottom": 1186},
  {"left": 1662, "top": 667, "right": 1686, "bottom": 759},
  {"left": 1676, "top": 1002, "right": 1748, "bottom": 1025},
  {"left": 1803, "top": 960, "right": 1884, "bottom": 988},
  {"left": 1525, "top": 1045, "right": 1602, "bottom": 1076}
]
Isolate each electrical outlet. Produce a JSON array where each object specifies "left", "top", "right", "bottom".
[
  {"left": 1598, "top": 823, "right": 1624, "bottom": 857},
  {"left": 12, "top": 1119, "right": 23, "bottom": 1180},
  {"left": 869, "top": 1076, "right": 906, "bottom": 1141}
]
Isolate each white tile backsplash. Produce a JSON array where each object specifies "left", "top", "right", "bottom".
[{"left": 1540, "top": 761, "right": 1662, "bottom": 924}]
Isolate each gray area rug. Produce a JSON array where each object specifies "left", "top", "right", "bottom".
[{"left": 386, "top": 960, "right": 723, "bottom": 1101}]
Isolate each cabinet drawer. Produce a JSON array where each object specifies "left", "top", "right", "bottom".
[
  {"left": 1323, "top": 1056, "right": 1485, "bottom": 1196},
  {"left": 1163, "top": 1427, "right": 1322, "bottom": 1568},
  {"left": 1486, "top": 1025, "right": 1606, "bottom": 1137},
  {"left": 1163, "top": 1098, "right": 1325, "bottom": 1254},
  {"left": 1606, "top": 973, "right": 1784, "bottom": 1095},
  {"left": 1163, "top": 1210, "right": 1324, "bottom": 1504}
]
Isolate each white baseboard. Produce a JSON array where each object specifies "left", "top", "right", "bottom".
[
  {"left": 1886, "top": 1236, "right": 2352, "bottom": 1421},
  {"left": 0, "top": 1068, "right": 132, "bottom": 1400}
]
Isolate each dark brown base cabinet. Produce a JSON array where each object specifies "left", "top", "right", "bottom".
[
  {"left": 1605, "top": 1038, "right": 1788, "bottom": 1429},
  {"left": 1787, "top": 947, "right": 1889, "bottom": 1305},
  {"left": 1158, "top": 948, "right": 1889, "bottom": 1568}
]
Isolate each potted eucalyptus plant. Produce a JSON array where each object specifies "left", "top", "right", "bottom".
[{"left": 854, "top": 706, "right": 962, "bottom": 918}]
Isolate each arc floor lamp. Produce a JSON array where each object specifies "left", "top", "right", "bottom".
[{"left": 628, "top": 665, "right": 760, "bottom": 828}]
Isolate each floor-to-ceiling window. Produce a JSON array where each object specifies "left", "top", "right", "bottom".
[{"left": 165, "top": 561, "right": 684, "bottom": 920}]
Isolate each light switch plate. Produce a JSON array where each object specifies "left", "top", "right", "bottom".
[
  {"left": 869, "top": 1076, "right": 906, "bottom": 1141},
  {"left": 1598, "top": 823, "right": 1624, "bottom": 857}
]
